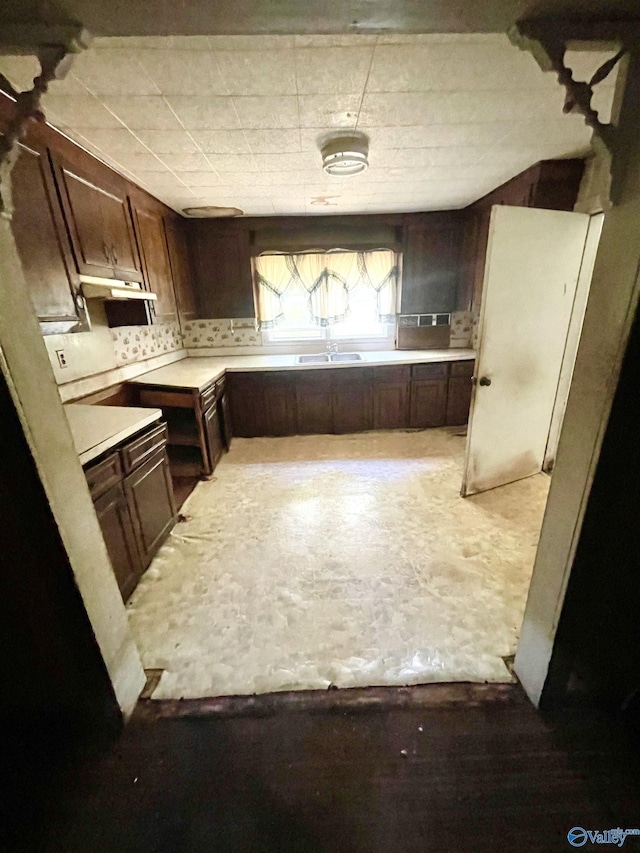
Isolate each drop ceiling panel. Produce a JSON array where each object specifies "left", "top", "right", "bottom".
[{"left": 0, "top": 33, "right": 618, "bottom": 216}]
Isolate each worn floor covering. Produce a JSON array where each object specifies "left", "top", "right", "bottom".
[{"left": 127, "top": 429, "right": 549, "bottom": 698}]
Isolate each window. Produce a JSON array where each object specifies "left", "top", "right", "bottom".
[{"left": 254, "top": 249, "right": 399, "bottom": 342}]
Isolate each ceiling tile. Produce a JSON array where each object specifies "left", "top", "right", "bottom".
[
  {"left": 180, "top": 172, "right": 225, "bottom": 187},
  {"left": 133, "top": 130, "right": 201, "bottom": 154},
  {"left": 366, "top": 45, "right": 447, "bottom": 93},
  {"left": 214, "top": 49, "right": 297, "bottom": 96},
  {"left": 294, "top": 35, "right": 379, "bottom": 48},
  {"left": 165, "top": 96, "right": 240, "bottom": 130},
  {"left": 158, "top": 152, "right": 216, "bottom": 172},
  {"left": 70, "top": 127, "right": 150, "bottom": 156},
  {"left": 138, "top": 49, "right": 228, "bottom": 96},
  {"left": 298, "top": 94, "right": 360, "bottom": 127},
  {"left": 208, "top": 35, "right": 295, "bottom": 51},
  {"left": 102, "top": 95, "right": 183, "bottom": 130},
  {"left": 243, "top": 129, "right": 301, "bottom": 153},
  {"left": 252, "top": 152, "right": 318, "bottom": 172},
  {"left": 295, "top": 47, "right": 374, "bottom": 95},
  {"left": 95, "top": 36, "right": 212, "bottom": 51},
  {"left": 109, "top": 151, "right": 167, "bottom": 173},
  {"left": 69, "top": 48, "right": 157, "bottom": 97},
  {"left": 42, "top": 94, "right": 125, "bottom": 129},
  {"left": 232, "top": 96, "right": 299, "bottom": 129},
  {"left": 204, "top": 153, "right": 258, "bottom": 172},
  {"left": 189, "top": 130, "right": 251, "bottom": 154}
]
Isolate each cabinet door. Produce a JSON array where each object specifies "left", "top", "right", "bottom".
[
  {"left": 131, "top": 198, "right": 177, "bottom": 323},
  {"left": 203, "top": 403, "right": 224, "bottom": 474},
  {"left": 332, "top": 371, "right": 373, "bottom": 434},
  {"left": 93, "top": 482, "right": 142, "bottom": 603},
  {"left": 124, "top": 449, "right": 176, "bottom": 569},
  {"left": 228, "top": 374, "right": 267, "bottom": 437},
  {"left": 52, "top": 149, "right": 142, "bottom": 281},
  {"left": 10, "top": 141, "right": 88, "bottom": 334},
  {"left": 263, "top": 373, "right": 297, "bottom": 436},
  {"left": 409, "top": 379, "right": 448, "bottom": 428},
  {"left": 189, "top": 224, "right": 255, "bottom": 318},
  {"left": 373, "top": 383, "right": 410, "bottom": 430},
  {"left": 295, "top": 373, "right": 333, "bottom": 434},
  {"left": 219, "top": 391, "right": 233, "bottom": 449},
  {"left": 446, "top": 376, "right": 473, "bottom": 426},
  {"left": 402, "top": 218, "right": 460, "bottom": 314},
  {"left": 165, "top": 216, "right": 197, "bottom": 321}
]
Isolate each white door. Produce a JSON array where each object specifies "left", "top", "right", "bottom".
[{"left": 462, "top": 205, "right": 591, "bottom": 497}]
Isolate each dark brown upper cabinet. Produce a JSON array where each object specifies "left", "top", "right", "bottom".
[
  {"left": 401, "top": 213, "right": 461, "bottom": 315},
  {"left": 458, "top": 158, "right": 585, "bottom": 312},
  {"left": 165, "top": 215, "right": 198, "bottom": 322},
  {"left": 9, "top": 138, "right": 89, "bottom": 335},
  {"left": 51, "top": 146, "right": 143, "bottom": 282},
  {"left": 188, "top": 222, "right": 255, "bottom": 319},
  {"left": 129, "top": 190, "right": 178, "bottom": 324}
]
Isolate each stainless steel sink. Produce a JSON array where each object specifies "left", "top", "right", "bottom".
[
  {"left": 330, "top": 353, "right": 363, "bottom": 362},
  {"left": 295, "top": 352, "right": 364, "bottom": 364},
  {"left": 296, "top": 353, "right": 330, "bottom": 364}
]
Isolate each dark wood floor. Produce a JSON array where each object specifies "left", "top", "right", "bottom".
[{"left": 4, "top": 683, "right": 640, "bottom": 853}]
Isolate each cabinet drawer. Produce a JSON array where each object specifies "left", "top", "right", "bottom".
[
  {"left": 85, "top": 452, "right": 122, "bottom": 501},
  {"left": 373, "top": 366, "right": 410, "bottom": 384},
  {"left": 411, "top": 363, "right": 449, "bottom": 380},
  {"left": 121, "top": 422, "right": 168, "bottom": 474},
  {"left": 450, "top": 360, "right": 475, "bottom": 378},
  {"left": 200, "top": 383, "right": 217, "bottom": 411}
]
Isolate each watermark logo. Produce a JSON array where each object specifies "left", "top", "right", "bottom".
[{"left": 568, "top": 827, "right": 640, "bottom": 847}]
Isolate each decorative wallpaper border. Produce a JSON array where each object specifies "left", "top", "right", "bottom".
[
  {"left": 183, "top": 319, "right": 262, "bottom": 348},
  {"left": 111, "top": 322, "right": 183, "bottom": 364}
]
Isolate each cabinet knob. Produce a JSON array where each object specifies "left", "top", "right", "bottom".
[{"left": 479, "top": 376, "right": 492, "bottom": 387}]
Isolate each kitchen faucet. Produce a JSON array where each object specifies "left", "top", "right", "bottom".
[{"left": 326, "top": 342, "right": 339, "bottom": 355}]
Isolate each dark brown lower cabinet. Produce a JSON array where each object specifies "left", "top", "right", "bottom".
[
  {"left": 409, "top": 380, "right": 448, "bottom": 428},
  {"left": 295, "top": 373, "right": 333, "bottom": 435},
  {"left": 93, "top": 482, "right": 141, "bottom": 603},
  {"left": 228, "top": 374, "right": 268, "bottom": 437},
  {"left": 203, "top": 402, "right": 225, "bottom": 472},
  {"left": 85, "top": 422, "right": 176, "bottom": 602},
  {"left": 262, "top": 373, "right": 297, "bottom": 436},
  {"left": 409, "top": 363, "right": 448, "bottom": 428},
  {"left": 446, "top": 360, "right": 475, "bottom": 426},
  {"left": 373, "top": 367, "right": 410, "bottom": 430},
  {"left": 219, "top": 391, "right": 233, "bottom": 449},
  {"left": 333, "top": 369, "right": 373, "bottom": 433},
  {"left": 124, "top": 448, "right": 176, "bottom": 570}
]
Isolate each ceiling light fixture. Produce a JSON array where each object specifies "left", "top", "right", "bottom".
[
  {"left": 320, "top": 133, "right": 369, "bottom": 177},
  {"left": 182, "top": 205, "right": 244, "bottom": 217}
]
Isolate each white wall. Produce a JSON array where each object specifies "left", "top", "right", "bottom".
[{"left": 0, "top": 208, "right": 146, "bottom": 720}]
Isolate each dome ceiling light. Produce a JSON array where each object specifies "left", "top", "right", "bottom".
[
  {"left": 320, "top": 133, "right": 369, "bottom": 177},
  {"left": 182, "top": 205, "right": 244, "bottom": 217}
]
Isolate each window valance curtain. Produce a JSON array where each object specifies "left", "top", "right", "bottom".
[{"left": 253, "top": 249, "right": 398, "bottom": 329}]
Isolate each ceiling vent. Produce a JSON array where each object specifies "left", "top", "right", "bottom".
[
  {"left": 320, "top": 133, "right": 369, "bottom": 177},
  {"left": 182, "top": 205, "right": 244, "bottom": 217}
]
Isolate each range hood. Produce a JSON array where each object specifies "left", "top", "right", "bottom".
[{"left": 80, "top": 275, "right": 157, "bottom": 301}]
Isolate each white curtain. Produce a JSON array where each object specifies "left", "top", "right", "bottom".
[
  {"left": 254, "top": 249, "right": 398, "bottom": 329},
  {"left": 253, "top": 254, "right": 293, "bottom": 328},
  {"left": 359, "top": 249, "right": 398, "bottom": 322}
]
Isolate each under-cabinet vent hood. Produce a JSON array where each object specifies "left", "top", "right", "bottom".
[{"left": 79, "top": 275, "right": 157, "bottom": 302}]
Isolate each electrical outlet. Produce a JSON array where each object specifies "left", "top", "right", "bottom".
[{"left": 55, "top": 349, "right": 68, "bottom": 369}]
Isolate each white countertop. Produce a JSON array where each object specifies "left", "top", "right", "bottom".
[
  {"left": 129, "top": 349, "right": 475, "bottom": 392},
  {"left": 65, "top": 404, "right": 163, "bottom": 465}
]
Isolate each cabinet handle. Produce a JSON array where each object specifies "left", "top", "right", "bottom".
[
  {"left": 111, "top": 245, "right": 119, "bottom": 267},
  {"left": 102, "top": 241, "right": 111, "bottom": 263}
]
